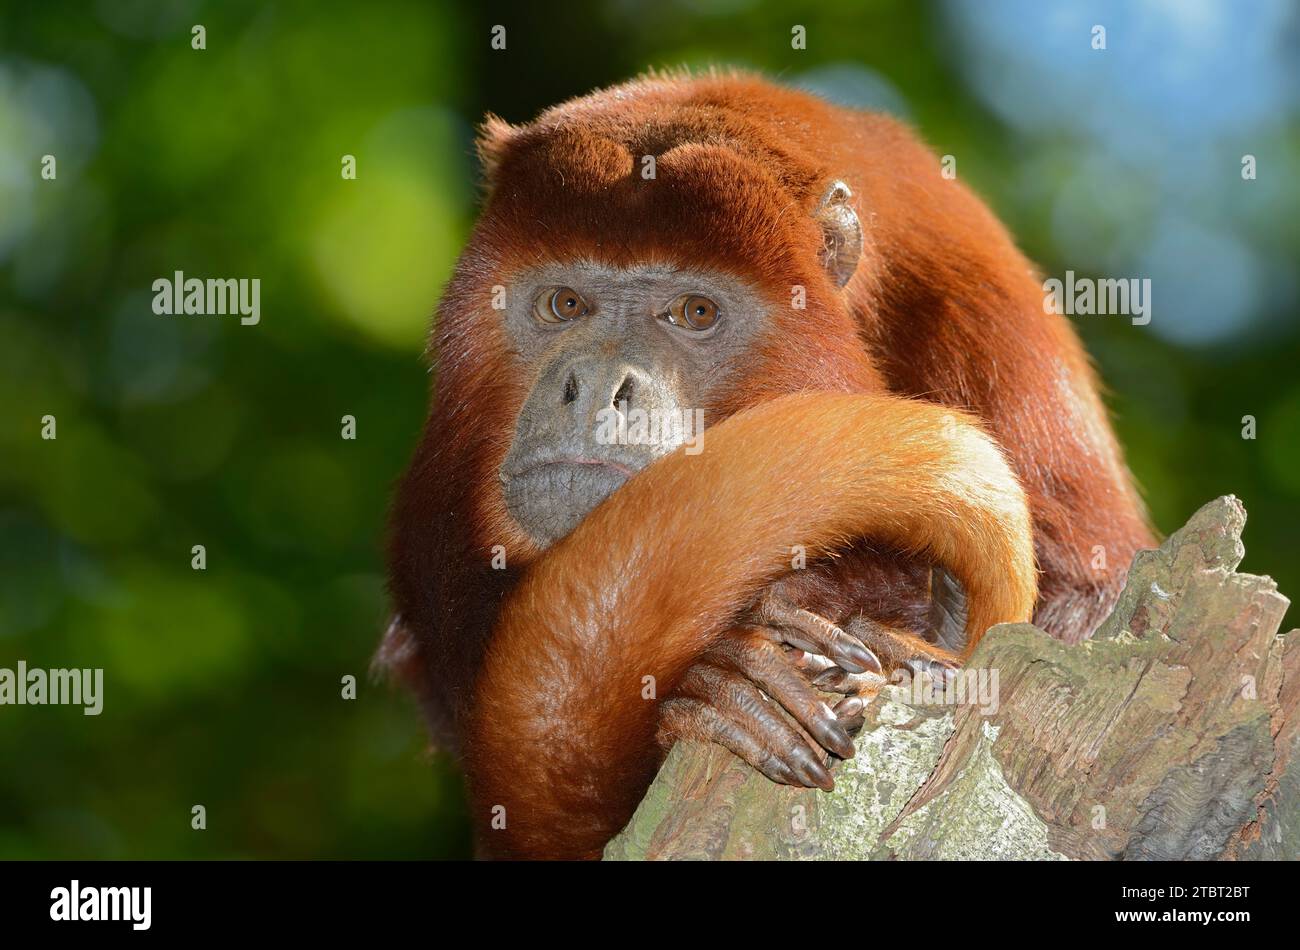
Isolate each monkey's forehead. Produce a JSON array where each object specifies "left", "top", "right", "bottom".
[
  {"left": 502, "top": 259, "right": 768, "bottom": 304},
  {"left": 474, "top": 136, "right": 828, "bottom": 289}
]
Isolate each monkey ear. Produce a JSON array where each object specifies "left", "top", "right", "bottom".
[
  {"left": 476, "top": 114, "right": 519, "bottom": 189},
  {"left": 814, "top": 180, "right": 862, "bottom": 288}
]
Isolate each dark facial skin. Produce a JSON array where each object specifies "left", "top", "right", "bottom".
[{"left": 499, "top": 261, "right": 772, "bottom": 547}]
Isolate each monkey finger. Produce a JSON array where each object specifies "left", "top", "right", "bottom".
[
  {"left": 722, "top": 630, "right": 856, "bottom": 760},
  {"left": 810, "top": 666, "right": 889, "bottom": 696},
  {"left": 658, "top": 697, "right": 804, "bottom": 789},
  {"left": 670, "top": 663, "right": 835, "bottom": 790},
  {"left": 831, "top": 696, "right": 867, "bottom": 733},
  {"left": 786, "top": 647, "right": 837, "bottom": 676},
  {"left": 813, "top": 672, "right": 886, "bottom": 735},
  {"left": 753, "top": 593, "right": 882, "bottom": 675},
  {"left": 844, "top": 616, "right": 961, "bottom": 680}
]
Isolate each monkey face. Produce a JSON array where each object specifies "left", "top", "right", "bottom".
[{"left": 498, "top": 261, "right": 772, "bottom": 547}]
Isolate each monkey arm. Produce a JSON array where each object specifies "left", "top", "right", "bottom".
[{"left": 463, "top": 391, "right": 1037, "bottom": 859}]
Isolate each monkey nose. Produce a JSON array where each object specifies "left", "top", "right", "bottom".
[
  {"left": 559, "top": 362, "right": 646, "bottom": 416},
  {"left": 610, "top": 373, "right": 636, "bottom": 409}
]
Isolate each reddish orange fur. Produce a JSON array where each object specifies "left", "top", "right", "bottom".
[
  {"left": 384, "top": 71, "right": 1155, "bottom": 857},
  {"left": 469, "top": 393, "right": 1035, "bottom": 857}
]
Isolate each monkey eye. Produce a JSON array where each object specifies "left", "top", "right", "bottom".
[
  {"left": 535, "top": 286, "right": 590, "bottom": 324},
  {"left": 665, "top": 293, "right": 720, "bottom": 332}
]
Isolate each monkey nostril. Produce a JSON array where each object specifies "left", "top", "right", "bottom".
[
  {"left": 563, "top": 372, "right": 579, "bottom": 405},
  {"left": 612, "top": 374, "right": 635, "bottom": 409}
]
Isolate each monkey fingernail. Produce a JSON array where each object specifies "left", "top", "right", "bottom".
[
  {"left": 769, "top": 761, "right": 804, "bottom": 787},
  {"left": 790, "top": 648, "right": 835, "bottom": 674},
  {"left": 837, "top": 642, "right": 882, "bottom": 675},
  {"left": 833, "top": 696, "right": 864, "bottom": 719},
  {"left": 812, "top": 702, "right": 856, "bottom": 759},
  {"left": 796, "top": 652, "right": 836, "bottom": 675},
  {"left": 812, "top": 668, "right": 849, "bottom": 691},
  {"left": 827, "top": 729, "right": 856, "bottom": 761},
  {"left": 791, "top": 746, "right": 834, "bottom": 791},
  {"left": 812, "top": 724, "right": 855, "bottom": 761},
  {"left": 832, "top": 697, "right": 867, "bottom": 735}
]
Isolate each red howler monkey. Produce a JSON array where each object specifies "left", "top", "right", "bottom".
[{"left": 380, "top": 71, "right": 1154, "bottom": 859}]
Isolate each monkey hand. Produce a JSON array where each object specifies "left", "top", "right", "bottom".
[
  {"left": 808, "top": 615, "right": 961, "bottom": 732},
  {"left": 657, "top": 591, "right": 961, "bottom": 791}
]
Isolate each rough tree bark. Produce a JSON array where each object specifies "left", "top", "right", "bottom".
[{"left": 605, "top": 497, "right": 1299, "bottom": 860}]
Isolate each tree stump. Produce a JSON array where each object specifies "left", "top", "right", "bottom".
[{"left": 605, "top": 496, "right": 1298, "bottom": 860}]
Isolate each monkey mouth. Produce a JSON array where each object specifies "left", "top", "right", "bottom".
[
  {"left": 506, "top": 455, "right": 639, "bottom": 480},
  {"left": 501, "top": 457, "right": 642, "bottom": 548}
]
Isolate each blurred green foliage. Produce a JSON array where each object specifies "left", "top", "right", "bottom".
[{"left": 0, "top": 0, "right": 1296, "bottom": 858}]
